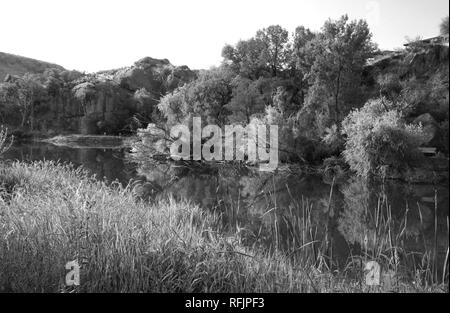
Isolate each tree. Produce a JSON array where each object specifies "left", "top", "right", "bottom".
[
  {"left": 222, "top": 25, "right": 291, "bottom": 79},
  {"left": 341, "top": 97, "right": 425, "bottom": 178},
  {"left": 1, "top": 74, "right": 46, "bottom": 130},
  {"left": 222, "top": 38, "right": 268, "bottom": 79},
  {"left": 42, "top": 68, "right": 64, "bottom": 97},
  {"left": 292, "top": 26, "right": 316, "bottom": 79},
  {"left": 255, "top": 25, "right": 290, "bottom": 77},
  {"left": 158, "top": 67, "right": 233, "bottom": 127},
  {"left": 304, "top": 15, "right": 376, "bottom": 132},
  {"left": 225, "top": 76, "right": 265, "bottom": 124},
  {"left": 440, "top": 16, "right": 449, "bottom": 36},
  {"left": 291, "top": 26, "right": 316, "bottom": 105},
  {"left": 0, "top": 83, "right": 20, "bottom": 124}
]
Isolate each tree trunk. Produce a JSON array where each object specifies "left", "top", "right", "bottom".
[{"left": 334, "top": 64, "right": 342, "bottom": 128}]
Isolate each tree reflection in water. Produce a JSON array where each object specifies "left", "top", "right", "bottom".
[{"left": 132, "top": 157, "right": 449, "bottom": 278}]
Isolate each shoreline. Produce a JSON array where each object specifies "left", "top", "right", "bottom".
[
  {"left": 40, "top": 134, "right": 137, "bottom": 149},
  {"left": 6, "top": 133, "right": 448, "bottom": 184}
]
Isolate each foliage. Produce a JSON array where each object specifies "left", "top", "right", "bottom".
[
  {"left": 341, "top": 97, "right": 425, "bottom": 178},
  {"left": 304, "top": 15, "right": 376, "bottom": 129},
  {"left": 377, "top": 73, "right": 403, "bottom": 103},
  {"left": 225, "top": 76, "right": 265, "bottom": 124},
  {"left": 0, "top": 126, "right": 13, "bottom": 156},
  {"left": 0, "top": 161, "right": 358, "bottom": 292},
  {"left": 255, "top": 25, "right": 291, "bottom": 77},
  {"left": 292, "top": 26, "right": 316, "bottom": 74},
  {"left": 0, "top": 74, "right": 47, "bottom": 130},
  {"left": 222, "top": 38, "right": 268, "bottom": 79},
  {"left": 322, "top": 124, "right": 345, "bottom": 155},
  {"left": 400, "top": 69, "right": 449, "bottom": 120},
  {"left": 0, "top": 161, "right": 446, "bottom": 292},
  {"left": 158, "top": 67, "right": 233, "bottom": 127}
]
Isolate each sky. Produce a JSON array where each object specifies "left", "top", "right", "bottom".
[{"left": 1, "top": 0, "right": 448, "bottom": 72}]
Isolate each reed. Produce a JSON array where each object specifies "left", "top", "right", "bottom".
[
  {"left": 0, "top": 126, "right": 13, "bottom": 156},
  {"left": 0, "top": 161, "right": 446, "bottom": 292}
]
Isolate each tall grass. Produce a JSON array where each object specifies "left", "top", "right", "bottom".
[
  {"left": 0, "top": 126, "right": 13, "bottom": 156},
  {"left": 208, "top": 175, "right": 448, "bottom": 292},
  {"left": 0, "top": 161, "right": 337, "bottom": 292},
  {"left": 0, "top": 161, "right": 447, "bottom": 292}
]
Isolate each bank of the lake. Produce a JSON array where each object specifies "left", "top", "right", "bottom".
[
  {"left": 42, "top": 134, "right": 137, "bottom": 149},
  {"left": 37, "top": 134, "right": 450, "bottom": 184},
  {"left": 0, "top": 160, "right": 448, "bottom": 292}
]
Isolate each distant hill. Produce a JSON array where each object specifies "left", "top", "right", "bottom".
[{"left": 0, "top": 52, "right": 65, "bottom": 81}]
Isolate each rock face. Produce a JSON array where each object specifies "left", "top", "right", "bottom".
[
  {"left": 363, "top": 44, "right": 449, "bottom": 153},
  {"left": 365, "top": 45, "right": 449, "bottom": 81},
  {"left": 3, "top": 57, "right": 197, "bottom": 135}
]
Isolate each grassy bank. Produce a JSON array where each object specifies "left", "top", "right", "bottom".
[{"left": 0, "top": 161, "right": 447, "bottom": 293}]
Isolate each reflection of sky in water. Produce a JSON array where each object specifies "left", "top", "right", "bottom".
[
  {"left": 3, "top": 143, "right": 449, "bottom": 271},
  {"left": 3, "top": 143, "right": 136, "bottom": 184}
]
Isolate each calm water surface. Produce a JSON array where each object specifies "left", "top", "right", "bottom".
[{"left": 3, "top": 142, "right": 449, "bottom": 275}]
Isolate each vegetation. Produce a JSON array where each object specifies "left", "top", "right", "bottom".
[
  {"left": 0, "top": 68, "right": 83, "bottom": 134},
  {"left": 341, "top": 97, "right": 425, "bottom": 178},
  {"left": 440, "top": 16, "right": 449, "bottom": 36},
  {"left": 0, "top": 161, "right": 447, "bottom": 292},
  {"left": 0, "top": 14, "right": 448, "bottom": 294},
  {"left": 135, "top": 14, "right": 448, "bottom": 177},
  {"left": 0, "top": 126, "right": 13, "bottom": 156},
  {"left": 1, "top": 14, "right": 448, "bottom": 178}
]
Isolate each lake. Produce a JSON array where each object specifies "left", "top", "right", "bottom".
[{"left": 3, "top": 142, "right": 449, "bottom": 280}]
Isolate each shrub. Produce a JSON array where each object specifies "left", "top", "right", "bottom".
[{"left": 341, "top": 97, "right": 425, "bottom": 178}]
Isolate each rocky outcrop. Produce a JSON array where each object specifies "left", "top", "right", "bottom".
[
  {"left": 364, "top": 45, "right": 449, "bottom": 81},
  {"left": 363, "top": 44, "right": 449, "bottom": 153},
  {"left": 2, "top": 57, "right": 197, "bottom": 135}
]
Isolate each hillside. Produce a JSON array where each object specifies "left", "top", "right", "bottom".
[
  {"left": 0, "top": 56, "right": 197, "bottom": 135},
  {"left": 0, "top": 51, "right": 65, "bottom": 81}
]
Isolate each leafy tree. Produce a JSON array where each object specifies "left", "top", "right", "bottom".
[
  {"left": 255, "top": 25, "right": 290, "bottom": 77},
  {"left": 0, "top": 83, "right": 20, "bottom": 124},
  {"left": 291, "top": 26, "right": 316, "bottom": 105},
  {"left": 225, "top": 76, "right": 265, "bottom": 124},
  {"left": 304, "top": 15, "right": 376, "bottom": 131},
  {"left": 157, "top": 84, "right": 189, "bottom": 127},
  {"left": 0, "top": 74, "right": 46, "bottom": 130},
  {"left": 292, "top": 26, "right": 316, "bottom": 69},
  {"left": 222, "top": 25, "right": 291, "bottom": 79},
  {"left": 341, "top": 97, "right": 425, "bottom": 178},
  {"left": 158, "top": 67, "right": 233, "bottom": 127},
  {"left": 222, "top": 38, "right": 268, "bottom": 79},
  {"left": 41, "top": 68, "right": 64, "bottom": 97}
]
